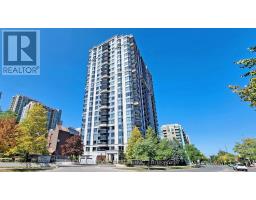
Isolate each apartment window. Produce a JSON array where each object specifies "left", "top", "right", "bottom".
[{"left": 118, "top": 138, "right": 123, "bottom": 144}]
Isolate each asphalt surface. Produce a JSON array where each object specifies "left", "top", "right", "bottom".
[
  {"left": 47, "top": 165, "right": 131, "bottom": 172},
  {"left": 45, "top": 165, "right": 256, "bottom": 172}
]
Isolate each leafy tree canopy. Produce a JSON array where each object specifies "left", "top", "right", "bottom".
[
  {"left": 156, "top": 138, "right": 173, "bottom": 160},
  {"left": 8, "top": 104, "right": 48, "bottom": 157},
  {"left": 0, "top": 112, "right": 20, "bottom": 154},
  {"left": 169, "top": 140, "right": 188, "bottom": 165},
  {"left": 234, "top": 138, "right": 256, "bottom": 162},
  {"left": 125, "top": 127, "right": 143, "bottom": 161},
  {"left": 61, "top": 135, "right": 84, "bottom": 161},
  {"left": 19, "top": 104, "right": 48, "bottom": 137},
  {"left": 0, "top": 111, "right": 17, "bottom": 120},
  {"left": 185, "top": 144, "right": 207, "bottom": 163},
  {"left": 210, "top": 150, "right": 236, "bottom": 165},
  {"left": 134, "top": 127, "right": 158, "bottom": 163},
  {"left": 229, "top": 46, "right": 256, "bottom": 107}
]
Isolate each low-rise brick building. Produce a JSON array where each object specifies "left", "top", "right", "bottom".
[{"left": 48, "top": 124, "right": 80, "bottom": 156}]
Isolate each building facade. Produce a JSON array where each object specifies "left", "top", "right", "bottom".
[
  {"left": 81, "top": 35, "right": 158, "bottom": 163},
  {"left": 9, "top": 95, "right": 36, "bottom": 121},
  {"left": 20, "top": 101, "right": 62, "bottom": 130},
  {"left": 48, "top": 124, "right": 80, "bottom": 156},
  {"left": 161, "top": 124, "right": 190, "bottom": 147}
]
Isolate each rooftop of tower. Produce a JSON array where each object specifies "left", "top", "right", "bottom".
[
  {"left": 88, "top": 34, "right": 152, "bottom": 73},
  {"left": 90, "top": 34, "right": 134, "bottom": 49},
  {"left": 13, "top": 94, "right": 61, "bottom": 112}
]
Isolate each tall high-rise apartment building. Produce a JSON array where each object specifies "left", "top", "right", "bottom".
[
  {"left": 21, "top": 101, "right": 62, "bottom": 130},
  {"left": 161, "top": 124, "right": 190, "bottom": 147},
  {"left": 9, "top": 95, "right": 36, "bottom": 121},
  {"left": 81, "top": 35, "right": 158, "bottom": 163},
  {"left": 10, "top": 95, "right": 62, "bottom": 130}
]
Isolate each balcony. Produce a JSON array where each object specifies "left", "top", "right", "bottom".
[
  {"left": 99, "top": 123, "right": 108, "bottom": 127},
  {"left": 98, "top": 135, "right": 108, "bottom": 141},
  {"left": 97, "top": 146, "right": 109, "bottom": 151},
  {"left": 101, "top": 71, "right": 110, "bottom": 76},
  {"left": 101, "top": 60, "right": 109, "bottom": 65},
  {"left": 100, "top": 89, "right": 110, "bottom": 94},
  {"left": 101, "top": 74, "right": 110, "bottom": 79},
  {"left": 99, "top": 105, "right": 109, "bottom": 110}
]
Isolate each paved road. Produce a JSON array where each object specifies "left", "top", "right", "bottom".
[
  {"left": 168, "top": 165, "right": 234, "bottom": 172},
  {"left": 45, "top": 165, "right": 256, "bottom": 172},
  {"left": 46, "top": 165, "right": 131, "bottom": 172}
]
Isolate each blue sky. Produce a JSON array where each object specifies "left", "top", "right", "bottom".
[{"left": 0, "top": 28, "right": 256, "bottom": 156}]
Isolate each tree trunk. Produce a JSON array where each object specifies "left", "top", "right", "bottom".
[{"left": 25, "top": 152, "right": 29, "bottom": 162}]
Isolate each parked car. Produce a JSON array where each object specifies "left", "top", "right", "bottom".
[{"left": 233, "top": 163, "right": 248, "bottom": 171}]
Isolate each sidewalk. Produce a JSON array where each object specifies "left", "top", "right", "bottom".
[{"left": 0, "top": 162, "right": 57, "bottom": 172}]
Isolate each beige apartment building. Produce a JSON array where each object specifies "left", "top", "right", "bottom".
[{"left": 161, "top": 124, "right": 190, "bottom": 147}]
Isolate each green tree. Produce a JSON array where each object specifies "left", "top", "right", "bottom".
[
  {"left": 234, "top": 138, "right": 256, "bottom": 164},
  {"left": 229, "top": 46, "right": 256, "bottom": 108},
  {"left": 8, "top": 104, "right": 48, "bottom": 159},
  {"left": 185, "top": 144, "right": 206, "bottom": 164},
  {"left": 209, "top": 155, "right": 218, "bottom": 164},
  {"left": 169, "top": 140, "right": 188, "bottom": 165},
  {"left": 125, "top": 127, "right": 143, "bottom": 161},
  {"left": 0, "top": 110, "right": 17, "bottom": 120},
  {"left": 134, "top": 127, "right": 158, "bottom": 168},
  {"left": 214, "top": 150, "right": 236, "bottom": 165},
  {"left": 19, "top": 104, "right": 48, "bottom": 138},
  {"left": 156, "top": 138, "right": 173, "bottom": 160}
]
